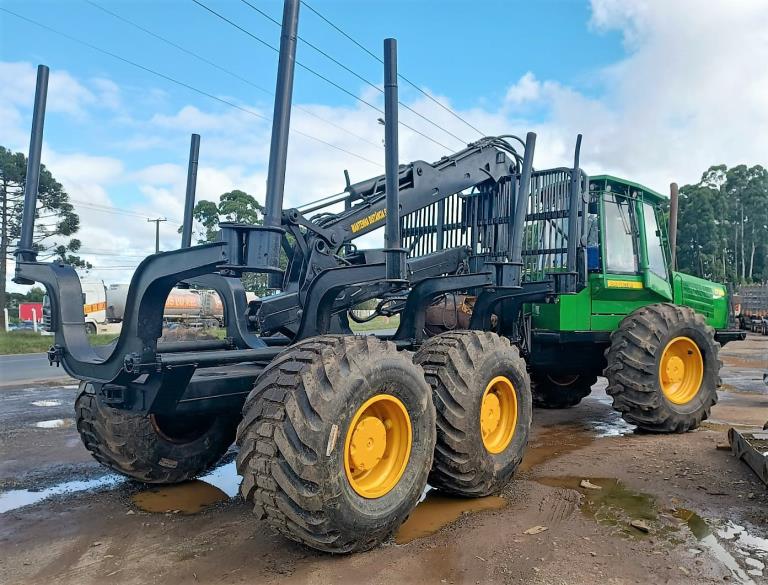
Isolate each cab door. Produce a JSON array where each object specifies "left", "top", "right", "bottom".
[
  {"left": 638, "top": 200, "right": 673, "bottom": 300},
  {"left": 591, "top": 192, "right": 649, "bottom": 330}
]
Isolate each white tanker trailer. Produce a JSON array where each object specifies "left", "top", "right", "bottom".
[{"left": 76, "top": 282, "right": 228, "bottom": 334}]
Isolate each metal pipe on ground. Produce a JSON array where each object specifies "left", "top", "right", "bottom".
[
  {"left": 669, "top": 182, "right": 679, "bottom": 271},
  {"left": 181, "top": 133, "right": 200, "bottom": 249},
  {"left": 384, "top": 37, "right": 406, "bottom": 281},
  {"left": 15, "top": 64, "right": 49, "bottom": 267}
]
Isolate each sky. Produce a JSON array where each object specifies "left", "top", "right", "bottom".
[{"left": 1, "top": 0, "right": 767, "bottom": 292}]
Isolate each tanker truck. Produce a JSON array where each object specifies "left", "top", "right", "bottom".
[{"left": 61, "top": 282, "right": 227, "bottom": 334}]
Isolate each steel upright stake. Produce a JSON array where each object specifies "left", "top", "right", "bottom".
[
  {"left": 181, "top": 134, "right": 201, "bottom": 249},
  {"left": 15, "top": 65, "right": 49, "bottom": 266}
]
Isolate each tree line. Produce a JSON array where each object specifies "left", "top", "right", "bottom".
[{"left": 675, "top": 164, "right": 768, "bottom": 284}]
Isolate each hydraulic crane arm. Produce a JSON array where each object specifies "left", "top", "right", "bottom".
[{"left": 291, "top": 138, "right": 521, "bottom": 247}]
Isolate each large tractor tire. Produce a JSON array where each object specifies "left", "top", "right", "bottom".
[
  {"left": 236, "top": 335, "right": 436, "bottom": 553},
  {"left": 414, "top": 331, "right": 532, "bottom": 497},
  {"left": 604, "top": 303, "right": 721, "bottom": 433},
  {"left": 75, "top": 388, "right": 237, "bottom": 483},
  {"left": 531, "top": 372, "right": 597, "bottom": 409}
]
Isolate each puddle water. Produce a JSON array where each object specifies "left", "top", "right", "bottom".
[
  {"left": 519, "top": 424, "right": 596, "bottom": 472},
  {"left": 0, "top": 461, "right": 239, "bottom": 515},
  {"left": 33, "top": 418, "right": 75, "bottom": 429},
  {"left": 535, "top": 476, "right": 767, "bottom": 583},
  {"left": 0, "top": 475, "right": 124, "bottom": 514},
  {"left": 132, "top": 481, "right": 228, "bottom": 514},
  {"left": 130, "top": 461, "right": 240, "bottom": 515},
  {"left": 395, "top": 493, "right": 506, "bottom": 544},
  {"left": 31, "top": 400, "right": 63, "bottom": 407},
  {"left": 536, "top": 476, "right": 657, "bottom": 536}
]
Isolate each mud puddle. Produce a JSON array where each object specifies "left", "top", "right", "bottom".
[
  {"left": 520, "top": 415, "right": 634, "bottom": 473},
  {"left": 0, "top": 461, "right": 239, "bottom": 515},
  {"left": 0, "top": 475, "right": 124, "bottom": 514},
  {"left": 130, "top": 461, "right": 240, "bottom": 515},
  {"left": 395, "top": 493, "right": 506, "bottom": 544},
  {"left": 33, "top": 418, "right": 75, "bottom": 429},
  {"left": 535, "top": 476, "right": 767, "bottom": 583}
]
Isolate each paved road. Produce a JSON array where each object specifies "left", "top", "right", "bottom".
[{"left": 0, "top": 353, "right": 72, "bottom": 386}]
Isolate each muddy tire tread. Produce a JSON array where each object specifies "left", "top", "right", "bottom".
[
  {"left": 415, "top": 330, "right": 529, "bottom": 496},
  {"left": 604, "top": 303, "right": 721, "bottom": 433},
  {"left": 75, "top": 392, "right": 234, "bottom": 483},
  {"left": 236, "top": 335, "right": 427, "bottom": 553}
]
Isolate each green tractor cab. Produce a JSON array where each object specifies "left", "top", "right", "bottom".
[{"left": 528, "top": 174, "right": 743, "bottom": 430}]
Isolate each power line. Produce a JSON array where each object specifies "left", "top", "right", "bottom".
[
  {"left": 300, "top": 0, "right": 487, "bottom": 138},
  {"left": 191, "top": 0, "right": 453, "bottom": 151},
  {"left": 84, "top": 0, "right": 382, "bottom": 151},
  {"left": 238, "top": 0, "right": 468, "bottom": 147},
  {"left": 1, "top": 7, "right": 382, "bottom": 168}
]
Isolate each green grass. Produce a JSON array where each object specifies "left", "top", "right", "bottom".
[
  {"left": 0, "top": 331, "right": 116, "bottom": 355},
  {"left": 0, "top": 317, "right": 397, "bottom": 355},
  {"left": 349, "top": 315, "right": 400, "bottom": 332}
]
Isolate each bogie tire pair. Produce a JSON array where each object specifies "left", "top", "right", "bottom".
[
  {"left": 414, "top": 331, "right": 532, "bottom": 497},
  {"left": 531, "top": 372, "right": 597, "bottom": 409},
  {"left": 75, "top": 387, "right": 237, "bottom": 483},
  {"left": 236, "top": 335, "right": 436, "bottom": 553},
  {"left": 605, "top": 303, "right": 721, "bottom": 433}
]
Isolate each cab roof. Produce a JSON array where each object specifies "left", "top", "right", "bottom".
[{"left": 589, "top": 174, "right": 666, "bottom": 203}]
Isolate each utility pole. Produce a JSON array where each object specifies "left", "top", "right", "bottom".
[{"left": 147, "top": 217, "right": 167, "bottom": 253}]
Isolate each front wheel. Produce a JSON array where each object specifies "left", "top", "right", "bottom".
[
  {"left": 414, "top": 331, "right": 532, "bottom": 497},
  {"left": 604, "top": 303, "right": 721, "bottom": 433},
  {"left": 236, "top": 335, "right": 436, "bottom": 553}
]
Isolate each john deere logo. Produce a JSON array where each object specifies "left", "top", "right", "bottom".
[{"left": 351, "top": 208, "right": 387, "bottom": 234}]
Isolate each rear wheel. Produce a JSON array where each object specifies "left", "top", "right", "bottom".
[
  {"left": 84, "top": 322, "right": 97, "bottom": 335},
  {"left": 531, "top": 372, "right": 597, "bottom": 409},
  {"left": 75, "top": 387, "right": 237, "bottom": 483},
  {"left": 414, "top": 331, "right": 532, "bottom": 497},
  {"left": 604, "top": 303, "right": 721, "bottom": 433},
  {"left": 236, "top": 335, "right": 435, "bottom": 553}
]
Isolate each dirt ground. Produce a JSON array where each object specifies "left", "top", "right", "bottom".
[{"left": 0, "top": 335, "right": 766, "bottom": 585}]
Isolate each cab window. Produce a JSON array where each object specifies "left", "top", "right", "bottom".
[
  {"left": 602, "top": 194, "right": 638, "bottom": 273},
  {"left": 642, "top": 201, "right": 667, "bottom": 276}
]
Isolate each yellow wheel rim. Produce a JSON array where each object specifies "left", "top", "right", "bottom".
[
  {"left": 344, "top": 394, "right": 412, "bottom": 499},
  {"left": 480, "top": 376, "right": 518, "bottom": 454},
  {"left": 659, "top": 336, "right": 704, "bottom": 405}
]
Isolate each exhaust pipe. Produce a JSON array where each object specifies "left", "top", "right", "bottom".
[
  {"left": 181, "top": 133, "right": 200, "bottom": 249},
  {"left": 383, "top": 38, "right": 406, "bottom": 281},
  {"left": 15, "top": 64, "right": 49, "bottom": 271},
  {"left": 669, "top": 182, "right": 679, "bottom": 271}
]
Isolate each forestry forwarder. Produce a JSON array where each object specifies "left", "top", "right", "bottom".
[{"left": 13, "top": 0, "right": 744, "bottom": 553}]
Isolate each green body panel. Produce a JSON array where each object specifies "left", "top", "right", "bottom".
[
  {"left": 672, "top": 271, "right": 728, "bottom": 329},
  {"left": 530, "top": 175, "right": 730, "bottom": 333}
]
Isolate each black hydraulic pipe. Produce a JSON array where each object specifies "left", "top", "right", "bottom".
[
  {"left": 264, "top": 0, "right": 299, "bottom": 232},
  {"left": 16, "top": 65, "right": 49, "bottom": 264},
  {"left": 384, "top": 38, "right": 406, "bottom": 280},
  {"left": 157, "top": 338, "right": 230, "bottom": 353},
  {"left": 181, "top": 133, "right": 200, "bottom": 249},
  {"left": 509, "top": 132, "right": 537, "bottom": 278},
  {"left": 159, "top": 347, "right": 283, "bottom": 368},
  {"left": 566, "top": 134, "right": 582, "bottom": 273}
]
